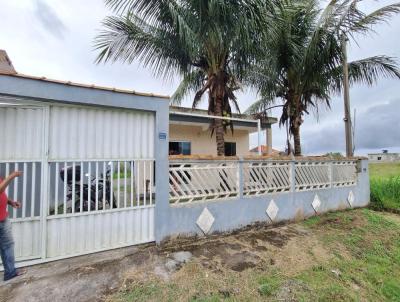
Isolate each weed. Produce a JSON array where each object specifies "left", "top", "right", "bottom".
[
  {"left": 257, "top": 274, "right": 282, "bottom": 296},
  {"left": 370, "top": 177, "right": 400, "bottom": 211}
]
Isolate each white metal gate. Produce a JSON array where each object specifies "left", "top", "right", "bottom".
[
  {"left": 1, "top": 103, "right": 156, "bottom": 265},
  {"left": 0, "top": 105, "right": 44, "bottom": 262}
]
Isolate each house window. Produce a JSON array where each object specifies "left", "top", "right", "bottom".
[
  {"left": 224, "top": 142, "right": 236, "bottom": 156},
  {"left": 169, "top": 141, "right": 191, "bottom": 155},
  {"left": 377, "top": 157, "right": 382, "bottom": 161}
]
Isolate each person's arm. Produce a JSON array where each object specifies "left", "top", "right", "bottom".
[
  {"left": 0, "top": 171, "right": 22, "bottom": 194},
  {"left": 7, "top": 198, "right": 21, "bottom": 209}
]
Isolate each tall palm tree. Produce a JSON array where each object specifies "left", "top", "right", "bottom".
[
  {"left": 95, "top": 0, "right": 268, "bottom": 156},
  {"left": 245, "top": 0, "right": 400, "bottom": 156}
]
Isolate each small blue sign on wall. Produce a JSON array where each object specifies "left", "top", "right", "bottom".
[{"left": 158, "top": 132, "right": 167, "bottom": 140}]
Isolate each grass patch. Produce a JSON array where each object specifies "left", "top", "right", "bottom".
[
  {"left": 370, "top": 177, "right": 400, "bottom": 211},
  {"left": 113, "top": 282, "right": 163, "bottom": 302},
  {"left": 257, "top": 274, "right": 282, "bottom": 296},
  {"left": 369, "top": 163, "right": 400, "bottom": 211},
  {"left": 296, "top": 209, "right": 400, "bottom": 301},
  {"left": 369, "top": 162, "right": 400, "bottom": 179}
]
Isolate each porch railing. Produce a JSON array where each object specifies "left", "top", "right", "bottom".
[{"left": 169, "top": 159, "right": 358, "bottom": 205}]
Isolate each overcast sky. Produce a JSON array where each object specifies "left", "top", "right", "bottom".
[{"left": 1, "top": 0, "right": 399, "bottom": 155}]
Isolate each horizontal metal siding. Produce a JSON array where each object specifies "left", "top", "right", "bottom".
[
  {"left": 46, "top": 207, "right": 154, "bottom": 258},
  {"left": 0, "top": 107, "right": 43, "bottom": 160},
  {"left": 49, "top": 106, "right": 155, "bottom": 160}
]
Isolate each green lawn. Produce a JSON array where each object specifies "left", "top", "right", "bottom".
[
  {"left": 369, "top": 162, "right": 400, "bottom": 179},
  {"left": 369, "top": 163, "right": 400, "bottom": 211}
]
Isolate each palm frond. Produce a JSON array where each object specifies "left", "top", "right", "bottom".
[
  {"left": 244, "top": 98, "right": 276, "bottom": 115},
  {"left": 329, "top": 55, "right": 400, "bottom": 93},
  {"left": 94, "top": 14, "right": 192, "bottom": 79},
  {"left": 171, "top": 69, "right": 205, "bottom": 106},
  {"left": 347, "top": 3, "right": 400, "bottom": 36}
]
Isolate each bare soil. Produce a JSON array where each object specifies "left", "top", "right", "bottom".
[{"left": 0, "top": 210, "right": 385, "bottom": 302}]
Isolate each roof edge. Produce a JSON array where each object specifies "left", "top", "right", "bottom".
[
  {"left": 170, "top": 105, "right": 278, "bottom": 124},
  {"left": 0, "top": 72, "right": 170, "bottom": 100}
]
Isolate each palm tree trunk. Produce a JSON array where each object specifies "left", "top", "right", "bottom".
[
  {"left": 292, "top": 125, "right": 301, "bottom": 156},
  {"left": 288, "top": 90, "right": 302, "bottom": 156},
  {"left": 214, "top": 99, "right": 225, "bottom": 156}
]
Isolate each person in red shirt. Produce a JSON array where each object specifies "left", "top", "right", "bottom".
[{"left": 0, "top": 171, "right": 26, "bottom": 281}]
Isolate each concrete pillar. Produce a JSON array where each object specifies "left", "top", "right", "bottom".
[
  {"left": 238, "top": 158, "right": 244, "bottom": 199},
  {"left": 265, "top": 127, "right": 272, "bottom": 155}
]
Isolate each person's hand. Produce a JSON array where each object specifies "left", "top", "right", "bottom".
[
  {"left": 11, "top": 171, "right": 22, "bottom": 178},
  {"left": 10, "top": 201, "right": 21, "bottom": 209}
]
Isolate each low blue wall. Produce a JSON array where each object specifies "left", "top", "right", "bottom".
[{"left": 155, "top": 159, "right": 370, "bottom": 242}]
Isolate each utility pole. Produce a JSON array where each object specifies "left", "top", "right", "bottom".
[{"left": 342, "top": 35, "right": 353, "bottom": 157}]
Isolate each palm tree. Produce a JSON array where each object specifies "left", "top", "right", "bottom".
[
  {"left": 245, "top": 0, "right": 400, "bottom": 156},
  {"left": 95, "top": 0, "right": 268, "bottom": 156}
]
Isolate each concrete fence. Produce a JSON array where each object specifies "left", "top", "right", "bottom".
[{"left": 155, "top": 158, "right": 370, "bottom": 242}]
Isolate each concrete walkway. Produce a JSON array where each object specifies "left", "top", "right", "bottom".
[{"left": 0, "top": 244, "right": 159, "bottom": 302}]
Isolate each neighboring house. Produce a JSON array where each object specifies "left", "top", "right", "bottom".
[
  {"left": 0, "top": 50, "right": 278, "bottom": 157},
  {"left": 170, "top": 106, "right": 277, "bottom": 157},
  {"left": 249, "top": 145, "right": 281, "bottom": 156},
  {"left": 368, "top": 151, "right": 400, "bottom": 163}
]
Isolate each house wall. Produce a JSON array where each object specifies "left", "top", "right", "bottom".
[
  {"left": 368, "top": 153, "right": 400, "bottom": 163},
  {"left": 169, "top": 124, "right": 250, "bottom": 156}
]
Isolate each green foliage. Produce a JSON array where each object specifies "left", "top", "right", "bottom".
[
  {"left": 369, "top": 163, "right": 400, "bottom": 211},
  {"left": 382, "top": 279, "right": 400, "bottom": 300},
  {"left": 322, "top": 152, "right": 344, "bottom": 159},
  {"left": 96, "top": 0, "right": 270, "bottom": 154},
  {"left": 370, "top": 177, "right": 400, "bottom": 211},
  {"left": 245, "top": 0, "right": 400, "bottom": 154},
  {"left": 257, "top": 283, "right": 273, "bottom": 296},
  {"left": 302, "top": 215, "right": 321, "bottom": 227},
  {"left": 257, "top": 274, "right": 282, "bottom": 296}
]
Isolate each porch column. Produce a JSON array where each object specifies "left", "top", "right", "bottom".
[{"left": 265, "top": 126, "right": 272, "bottom": 155}]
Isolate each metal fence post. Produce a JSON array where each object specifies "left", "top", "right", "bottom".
[
  {"left": 40, "top": 106, "right": 50, "bottom": 260},
  {"left": 238, "top": 158, "right": 244, "bottom": 199},
  {"left": 289, "top": 160, "right": 296, "bottom": 192}
]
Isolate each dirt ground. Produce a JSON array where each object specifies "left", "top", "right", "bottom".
[{"left": 0, "top": 218, "right": 333, "bottom": 302}]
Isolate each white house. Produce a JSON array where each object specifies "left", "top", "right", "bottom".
[
  {"left": 169, "top": 106, "right": 277, "bottom": 156},
  {"left": 368, "top": 151, "right": 400, "bottom": 163}
]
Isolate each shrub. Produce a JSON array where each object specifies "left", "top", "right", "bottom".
[{"left": 370, "top": 176, "right": 400, "bottom": 211}]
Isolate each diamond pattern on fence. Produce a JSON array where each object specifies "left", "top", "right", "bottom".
[
  {"left": 295, "top": 161, "right": 330, "bottom": 191},
  {"left": 332, "top": 161, "right": 357, "bottom": 187},
  {"left": 266, "top": 199, "right": 279, "bottom": 221},
  {"left": 169, "top": 162, "right": 239, "bottom": 204},
  {"left": 243, "top": 161, "right": 290, "bottom": 196},
  {"left": 347, "top": 190, "right": 355, "bottom": 207}
]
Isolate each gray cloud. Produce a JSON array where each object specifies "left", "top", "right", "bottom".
[
  {"left": 34, "top": 0, "right": 67, "bottom": 38},
  {"left": 302, "top": 99, "right": 400, "bottom": 154}
]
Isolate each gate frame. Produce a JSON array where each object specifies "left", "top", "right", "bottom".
[{"left": 0, "top": 73, "right": 170, "bottom": 268}]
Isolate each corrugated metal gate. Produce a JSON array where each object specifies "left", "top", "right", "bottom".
[{"left": 1, "top": 103, "right": 155, "bottom": 265}]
